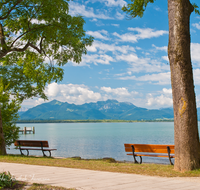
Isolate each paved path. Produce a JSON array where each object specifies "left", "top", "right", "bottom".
[{"left": 1, "top": 162, "right": 200, "bottom": 190}]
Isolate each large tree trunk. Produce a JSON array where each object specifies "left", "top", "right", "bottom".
[
  {"left": 168, "top": 0, "right": 200, "bottom": 171},
  {"left": 0, "top": 107, "right": 6, "bottom": 155}
]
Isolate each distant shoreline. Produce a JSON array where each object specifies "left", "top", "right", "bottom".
[{"left": 16, "top": 119, "right": 174, "bottom": 123}]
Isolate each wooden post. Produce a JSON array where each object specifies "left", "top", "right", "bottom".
[
  {"left": 24, "top": 127, "right": 26, "bottom": 134},
  {"left": 32, "top": 126, "right": 35, "bottom": 134}
]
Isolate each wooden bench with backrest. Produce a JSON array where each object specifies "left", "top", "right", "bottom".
[
  {"left": 124, "top": 144, "right": 175, "bottom": 165},
  {"left": 14, "top": 140, "right": 57, "bottom": 157}
]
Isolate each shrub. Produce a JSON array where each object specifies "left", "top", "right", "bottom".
[{"left": 0, "top": 171, "right": 16, "bottom": 189}]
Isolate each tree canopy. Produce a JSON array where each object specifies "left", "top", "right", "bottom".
[
  {"left": 122, "top": 0, "right": 200, "bottom": 18},
  {"left": 0, "top": 0, "right": 93, "bottom": 152}
]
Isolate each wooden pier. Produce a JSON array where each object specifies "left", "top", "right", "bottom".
[{"left": 19, "top": 127, "right": 35, "bottom": 134}]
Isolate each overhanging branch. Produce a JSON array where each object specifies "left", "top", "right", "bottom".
[{"left": 0, "top": 0, "right": 23, "bottom": 20}]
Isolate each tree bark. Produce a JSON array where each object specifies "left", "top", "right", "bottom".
[
  {"left": 0, "top": 107, "right": 6, "bottom": 155},
  {"left": 168, "top": 0, "right": 200, "bottom": 171}
]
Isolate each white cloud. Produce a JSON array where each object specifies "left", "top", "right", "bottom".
[
  {"left": 113, "top": 32, "right": 138, "bottom": 43},
  {"left": 192, "top": 22, "right": 200, "bottom": 30},
  {"left": 162, "top": 56, "right": 169, "bottom": 62},
  {"left": 98, "top": 54, "right": 115, "bottom": 64},
  {"left": 136, "top": 72, "right": 171, "bottom": 85},
  {"left": 116, "top": 54, "right": 169, "bottom": 73},
  {"left": 77, "top": 54, "right": 115, "bottom": 66},
  {"left": 90, "top": 18, "right": 98, "bottom": 22},
  {"left": 152, "top": 44, "right": 167, "bottom": 52},
  {"left": 86, "top": 30, "right": 109, "bottom": 40},
  {"left": 104, "top": 0, "right": 127, "bottom": 7},
  {"left": 87, "top": 40, "right": 135, "bottom": 54},
  {"left": 162, "top": 88, "right": 172, "bottom": 94},
  {"left": 31, "top": 19, "right": 46, "bottom": 24},
  {"left": 116, "top": 53, "right": 138, "bottom": 62},
  {"left": 128, "top": 27, "right": 168, "bottom": 39},
  {"left": 45, "top": 83, "right": 102, "bottom": 105},
  {"left": 193, "top": 69, "right": 200, "bottom": 85},
  {"left": 115, "top": 11, "right": 125, "bottom": 20},
  {"left": 69, "top": 2, "right": 112, "bottom": 19},
  {"left": 88, "top": 0, "right": 127, "bottom": 7},
  {"left": 146, "top": 93, "right": 173, "bottom": 108},
  {"left": 101, "top": 86, "right": 131, "bottom": 96},
  {"left": 113, "top": 27, "right": 168, "bottom": 43},
  {"left": 111, "top": 24, "right": 119, "bottom": 27},
  {"left": 119, "top": 72, "right": 171, "bottom": 85},
  {"left": 146, "top": 88, "right": 172, "bottom": 108},
  {"left": 191, "top": 43, "right": 200, "bottom": 64},
  {"left": 46, "top": 82, "right": 60, "bottom": 97},
  {"left": 154, "top": 6, "right": 161, "bottom": 11},
  {"left": 100, "top": 86, "right": 140, "bottom": 104}
]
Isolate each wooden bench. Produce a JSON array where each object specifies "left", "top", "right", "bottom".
[
  {"left": 14, "top": 140, "right": 57, "bottom": 157},
  {"left": 124, "top": 144, "right": 175, "bottom": 165}
]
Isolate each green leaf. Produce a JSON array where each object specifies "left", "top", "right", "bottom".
[
  {"left": 192, "top": 3, "right": 200, "bottom": 15},
  {"left": 122, "top": 0, "right": 156, "bottom": 18}
]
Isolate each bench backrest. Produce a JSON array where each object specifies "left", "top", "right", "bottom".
[
  {"left": 14, "top": 140, "right": 49, "bottom": 148},
  {"left": 124, "top": 144, "right": 175, "bottom": 154}
]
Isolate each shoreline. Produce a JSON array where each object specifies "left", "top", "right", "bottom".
[{"left": 16, "top": 119, "right": 174, "bottom": 123}]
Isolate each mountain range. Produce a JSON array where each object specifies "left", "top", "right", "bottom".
[{"left": 19, "top": 99, "right": 176, "bottom": 121}]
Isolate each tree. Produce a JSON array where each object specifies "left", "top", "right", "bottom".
[
  {"left": 0, "top": 80, "right": 21, "bottom": 148},
  {"left": 0, "top": 0, "right": 93, "bottom": 155},
  {"left": 122, "top": 0, "right": 200, "bottom": 171}
]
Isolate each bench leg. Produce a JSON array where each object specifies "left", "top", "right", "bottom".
[
  {"left": 19, "top": 149, "right": 29, "bottom": 156},
  {"left": 167, "top": 146, "right": 174, "bottom": 165},
  {"left": 169, "top": 158, "right": 174, "bottom": 165},
  {"left": 19, "top": 148, "right": 24, "bottom": 156},
  {"left": 42, "top": 150, "right": 51, "bottom": 157},
  {"left": 133, "top": 155, "right": 142, "bottom": 164},
  {"left": 131, "top": 145, "right": 142, "bottom": 164}
]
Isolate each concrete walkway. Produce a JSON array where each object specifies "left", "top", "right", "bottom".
[{"left": 1, "top": 162, "right": 200, "bottom": 190}]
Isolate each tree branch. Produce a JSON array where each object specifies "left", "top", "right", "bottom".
[
  {"left": 0, "top": 23, "right": 8, "bottom": 50},
  {"left": 10, "top": 25, "right": 51, "bottom": 48},
  {"left": 0, "top": 0, "right": 23, "bottom": 20}
]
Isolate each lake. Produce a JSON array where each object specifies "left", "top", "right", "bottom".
[{"left": 7, "top": 122, "right": 178, "bottom": 164}]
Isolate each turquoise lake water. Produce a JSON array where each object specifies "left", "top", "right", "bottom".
[{"left": 7, "top": 122, "right": 180, "bottom": 164}]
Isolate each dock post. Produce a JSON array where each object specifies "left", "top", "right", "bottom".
[
  {"left": 24, "top": 127, "right": 26, "bottom": 134},
  {"left": 32, "top": 126, "right": 35, "bottom": 134}
]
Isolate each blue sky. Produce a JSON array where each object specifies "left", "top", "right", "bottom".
[{"left": 22, "top": 0, "right": 200, "bottom": 111}]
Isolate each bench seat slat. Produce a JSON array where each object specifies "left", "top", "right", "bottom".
[
  {"left": 16, "top": 148, "right": 57, "bottom": 151},
  {"left": 125, "top": 148, "right": 175, "bottom": 154},
  {"left": 127, "top": 153, "right": 175, "bottom": 158}
]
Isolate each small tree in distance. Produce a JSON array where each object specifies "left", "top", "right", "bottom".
[
  {"left": 122, "top": 0, "right": 200, "bottom": 171},
  {"left": 0, "top": 0, "right": 93, "bottom": 154}
]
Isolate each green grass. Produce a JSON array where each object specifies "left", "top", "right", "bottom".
[
  {"left": 1, "top": 155, "right": 200, "bottom": 177},
  {"left": 26, "top": 183, "right": 76, "bottom": 190}
]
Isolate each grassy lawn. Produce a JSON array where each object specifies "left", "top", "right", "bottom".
[
  {"left": 1, "top": 182, "right": 76, "bottom": 190},
  {"left": 26, "top": 183, "right": 76, "bottom": 190},
  {"left": 1, "top": 155, "right": 200, "bottom": 177}
]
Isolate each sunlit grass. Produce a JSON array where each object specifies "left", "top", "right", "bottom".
[{"left": 27, "top": 183, "right": 76, "bottom": 190}]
